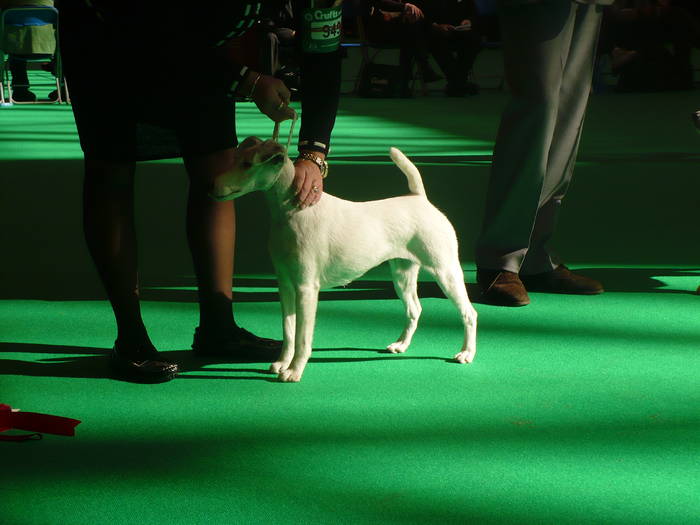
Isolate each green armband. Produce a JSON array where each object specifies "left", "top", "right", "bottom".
[{"left": 301, "top": 5, "right": 343, "bottom": 54}]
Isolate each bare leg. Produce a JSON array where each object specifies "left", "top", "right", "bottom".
[
  {"left": 83, "top": 158, "right": 178, "bottom": 381},
  {"left": 184, "top": 150, "right": 237, "bottom": 334},
  {"left": 184, "top": 149, "right": 281, "bottom": 359},
  {"left": 83, "top": 158, "right": 152, "bottom": 354}
]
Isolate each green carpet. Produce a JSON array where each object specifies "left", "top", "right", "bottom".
[
  {"left": 2, "top": 275, "right": 699, "bottom": 524},
  {"left": 1, "top": 73, "right": 699, "bottom": 524}
]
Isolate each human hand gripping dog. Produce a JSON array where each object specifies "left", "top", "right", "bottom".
[
  {"left": 292, "top": 151, "right": 325, "bottom": 209},
  {"left": 209, "top": 138, "right": 477, "bottom": 383},
  {"left": 238, "top": 71, "right": 324, "bottom": 209}
]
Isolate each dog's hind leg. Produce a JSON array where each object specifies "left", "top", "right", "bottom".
[
  {"left": 278, "top": 282, "right": 320, "bottom": 383},
  {"left": 270, "top": 279, "right": 296, "bottom": 375},
  {"left": 431, "top": 261, "right": 477, "bottom": 363},
  {"left": 387, "top": 258, "right": 422, "bottom": 354}
]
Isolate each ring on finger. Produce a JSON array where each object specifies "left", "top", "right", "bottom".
[{"left": 312, "top": 185, "right": 319, "bottom": 193}]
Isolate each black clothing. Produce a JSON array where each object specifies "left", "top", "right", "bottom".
[
  {"left": 362, "top": 0, "right": 432, "bottom": 92},
  {"left": 58, "top": 0, "right": 340, "bottom": 161},
  {"left": 422, "top": 0, "right": 482, "bottom": 92},
  {"left": 420, "top": 0, "right": 477, "bottom": 26},
  {"left": 601, "top": 4, "right": 700, "bottom": 91},
  {"left": 372, "top": 0, "right": 406, "bottom": 12},
  {"left": 428, "top": 29, "right": 481, "bottom": 91}
]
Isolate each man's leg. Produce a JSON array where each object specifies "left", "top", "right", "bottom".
[
  {"left": 476, "top": 1, "right": 576, "bottom": 274},
  {"left": 9, "top": 58, "right": 35, "bottom": 102},
  {"left": 453, "top": 30, "right": 482, "bottom": 89},
  {"left": 521, "top": 3, "right": 603, "bottom": 276},
  {"left": 428, "top": 31, "right": 461, "bottom": 92},
  {"left": 658, "top": 6, "right": 700, "bottom": 88}
]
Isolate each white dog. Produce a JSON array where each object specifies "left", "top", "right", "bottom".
[{"left": 211, "top": 137, "right": 477, "bottom": 382}]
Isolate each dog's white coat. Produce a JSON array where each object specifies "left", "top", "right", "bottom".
[{"left": 212, "top": 138, "right": 477, "bottom": 382}]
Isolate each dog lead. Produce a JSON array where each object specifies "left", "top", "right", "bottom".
[{"left": 272, "top": 109, "right": 298, "bottom": 152}]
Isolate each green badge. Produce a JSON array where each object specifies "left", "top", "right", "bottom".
[{"left": 301, "top": 6, "right": 343, "bottom": 53}]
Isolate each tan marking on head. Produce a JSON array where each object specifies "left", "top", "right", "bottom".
[{"left": 210, "top": 137, "right": 286, "bottom": 201}]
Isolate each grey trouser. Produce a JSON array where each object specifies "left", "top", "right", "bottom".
[{"left": 475, "top": 0, "right": 603, "bottom": 275}]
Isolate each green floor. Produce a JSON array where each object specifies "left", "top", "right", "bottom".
[{"left": 1, "top": 74, "right": 700, "bottom": 524}]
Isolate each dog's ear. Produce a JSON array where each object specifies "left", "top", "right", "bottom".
[{"left": 238, "top": 136, "right": 263, "bottom": 149}]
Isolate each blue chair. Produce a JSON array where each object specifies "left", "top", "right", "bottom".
[{"left": 0, "top": 6, "right": 67, "bottom": 105}]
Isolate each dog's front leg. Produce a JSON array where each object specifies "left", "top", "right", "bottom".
[
  {"left": 277, "top": 282, "right": 319, "bottom": 383},
  {"left": 270, "top": 280, "right": 296, "bottom": 375}
]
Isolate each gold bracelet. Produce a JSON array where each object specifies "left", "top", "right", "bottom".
[{"left": 296, "top": 151, "right": 328, "bottom": 178}]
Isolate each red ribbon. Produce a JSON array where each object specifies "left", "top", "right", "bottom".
[{"left": 0, "top": 404, "right": 81, "bottom": 441}]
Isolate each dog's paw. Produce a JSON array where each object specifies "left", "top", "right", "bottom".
[
  {"left": 454, "top": 349, "right": 475, "bottom": 364},
  {"left": 387, "top": 341, "right": 408, "bottom": 354},
  {"left": 270, "top": 361, "right": 289, "bottom": 374},
  {"left": 277, "top": 368, "right": 303, "bottom": 383}
]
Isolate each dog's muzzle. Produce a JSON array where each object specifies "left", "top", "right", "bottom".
[
  {"left": 267, "top": 153, "right": 285, "bottom": 165},
  {"left": 209, "top": 189, "right": 240, "bottom": 201},
  {"left": 208, "top": 140, "right": 286, "bottom": 201}
]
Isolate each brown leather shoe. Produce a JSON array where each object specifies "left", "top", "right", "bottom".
[
  {"left": 477, "top": 269, "right": 530, "bottom": 307},
  {"left": 520, "top": 264, "right": 604, "bottom": 295}
]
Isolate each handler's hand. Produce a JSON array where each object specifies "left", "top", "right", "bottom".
[
  {"left": 403, "top": 3, "right": 424, "bottom": 23},
  {"left": 293, "top": 159, "right": 324, "bottom": 209},
  {"left": 248, "top": 73, "right": 296, "bottom": 122}
]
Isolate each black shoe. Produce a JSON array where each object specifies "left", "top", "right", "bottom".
[
  {"left": 192, "top": 326, "right": 282, "bottom": 362},
  {"left": 11, "top": 87, "right": 36, "bottom": 102},
  {"left": 109, "top": 342, "right": 179, "bottom": 383}
]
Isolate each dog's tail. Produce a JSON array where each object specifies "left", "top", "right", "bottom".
[{"left": 390, "top": 147, "right": 426, "bottom": 196}]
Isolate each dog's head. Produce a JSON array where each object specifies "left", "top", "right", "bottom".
[{"left": 210, "top": 136, "right": 288, "bottom": 201}]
